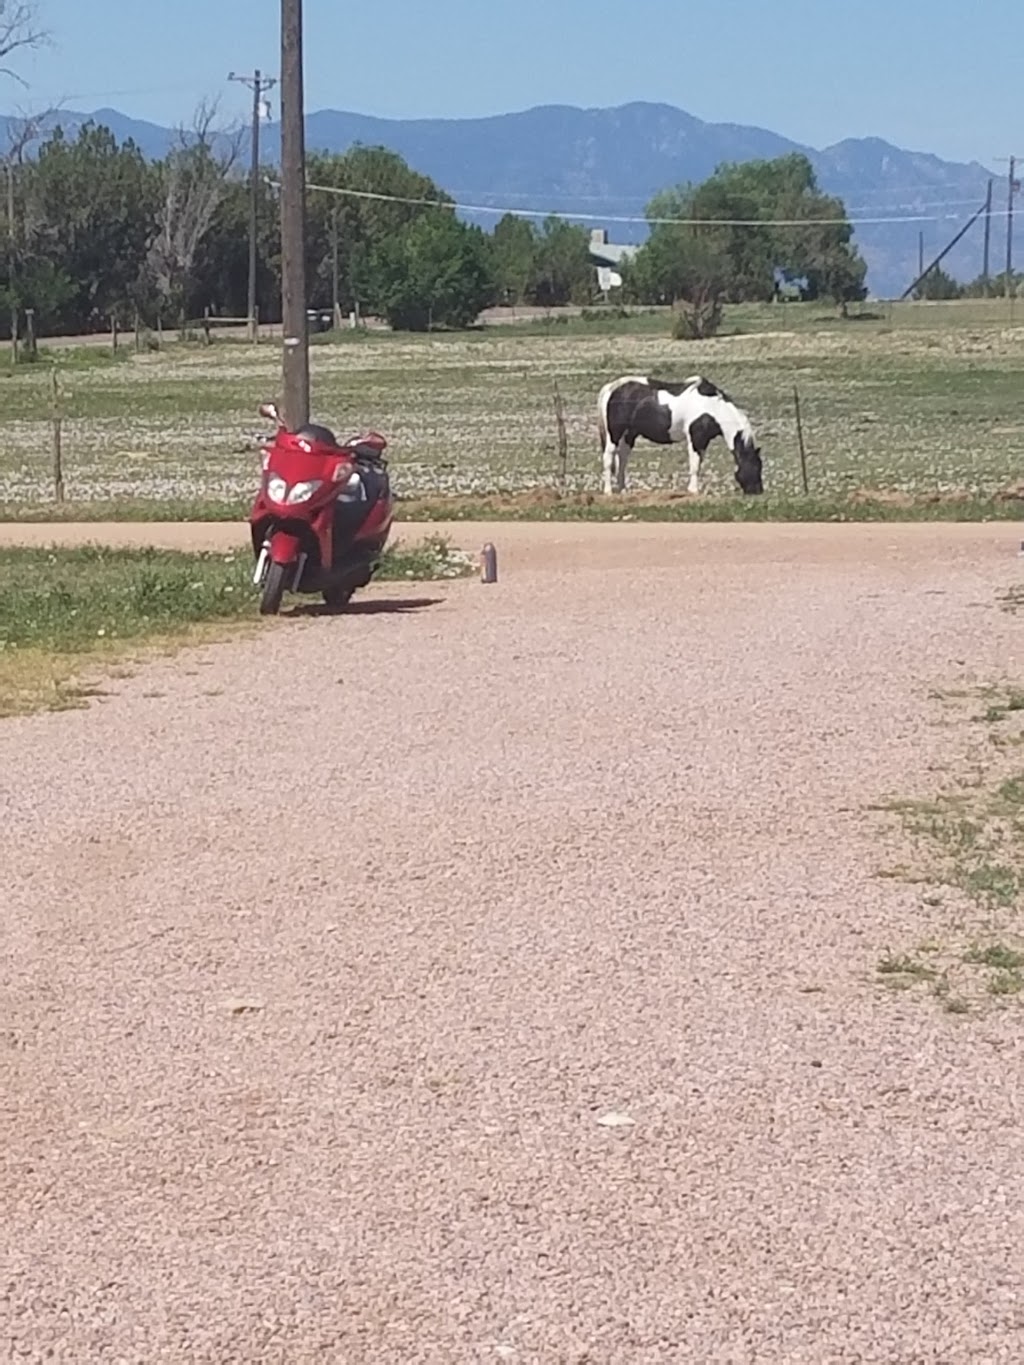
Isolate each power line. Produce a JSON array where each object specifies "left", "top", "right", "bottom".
[
  {"left": 423, "top": 184, "right": 992, "bottom": 214},
  {"left": 266, "top": 175, "right": 1017, "bottom": 228},
  {"left": 23, "top": 83, "right": 207, "bottom": 103}
]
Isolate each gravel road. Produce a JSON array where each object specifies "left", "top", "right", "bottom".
[{"left": 3, "top": 522, "right": 1023, "bottom": 1362}]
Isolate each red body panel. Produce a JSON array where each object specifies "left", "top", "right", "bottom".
[{"left": 268, "top": 530, "right": 301, "bottom": 564}]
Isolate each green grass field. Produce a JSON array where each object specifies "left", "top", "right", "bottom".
[
  {"left": 0, "top": 537, "right": 473, "bottom": 714},
  {"left": 2, "top": 298, "right": 1023, "bottom": 517}
]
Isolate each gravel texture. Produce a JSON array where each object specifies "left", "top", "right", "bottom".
[{"left": 2, "top": 521, "right": 1023, "bottom": 1363}]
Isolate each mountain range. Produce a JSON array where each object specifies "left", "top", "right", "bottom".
[{"left": 1, "top": 100, "right": 1008, "bottom": 298}]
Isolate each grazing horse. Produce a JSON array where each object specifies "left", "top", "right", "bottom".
[{"left": 597, "top": 374, "right": 764, "bottom": 497}]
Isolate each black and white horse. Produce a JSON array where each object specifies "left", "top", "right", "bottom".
[{"left": 597, "top": 374, "right": 764, "bottom": 496}]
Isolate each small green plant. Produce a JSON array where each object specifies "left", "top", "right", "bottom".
[
  {"left": 872, "top": 680, "right": 1024, "bottom": 1012},
  {"left": 963, "top": 943, "right": 1024, "bottom": 970},
  {"left": 988, "top": 970, "right": 1024, "bottom": 997},
  {"left": 959, "top": 862, "right": 1022, "bottom": 907},
  {"left": 877, "top": 952, "right": 937, "bottom": 980}
]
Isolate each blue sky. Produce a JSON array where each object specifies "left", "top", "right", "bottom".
[{"left": 9, "top": 0, "right": 1021, "bottom": 170}]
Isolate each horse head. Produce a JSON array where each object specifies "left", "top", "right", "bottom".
[{"left": 733, "top": 433, "right": 764, "bottom": 495}]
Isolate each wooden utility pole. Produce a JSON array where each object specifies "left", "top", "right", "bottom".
[
  {"left": 331, "top": 204, "right": 342, "bottom": 329},
  {"left": 228, "top": 67, "right": 277, "bottom": 343},
  {"left": 50, "top": 368, "right": 64, "bottom": 503},
  {"left": 982, "top": 178, "right": 993, "bottom": 291},
  {"left": 1006, "top": 156, "right": 1017, "bottom": 298},
  {"left": 7, "top": 160, "right": 16, "bottom": 365},
  {"left": 279, "top": 0, "right": 309, "bottom": 428},
  {"left": 900, "top": 198, "right": 989, "bottom": 301}
]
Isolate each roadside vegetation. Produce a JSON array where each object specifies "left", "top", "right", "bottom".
[
  {"left": 0, "top": 537, "right": 472, "bottom": 716},
  {"left": 872, "top": 675, "right": 1024, "bottom": 1015}
]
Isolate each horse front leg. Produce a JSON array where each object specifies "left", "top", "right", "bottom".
[
  {"left": 687, "top": 439, "right": 702, "bottom": 496},
  {"left": 601, "top": 437, "right": 617, "bottom": 496},
  {"left": 615, "top": 439, "right": 631, "bottom": 493}
]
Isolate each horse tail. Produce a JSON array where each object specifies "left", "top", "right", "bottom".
[{"left": 596, "top": 378, "right": 616, "bottom": 451}]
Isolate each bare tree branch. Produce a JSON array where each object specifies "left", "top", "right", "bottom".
[
  {"left": 4, "top": 97, "right": 61, "bottom": 162},
  {"left": 0, "top": 0, "right": 51, "bottom": 85},
  {"left": 147, "top": 99, "right": 244, "bottom": 321},
  {"left": 3, "top": 98, "right": 62, "bottom": 249}
]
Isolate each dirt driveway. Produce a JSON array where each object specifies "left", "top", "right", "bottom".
[{"left": 2, "top": 522, "right": 1023, "bottom": 1361}]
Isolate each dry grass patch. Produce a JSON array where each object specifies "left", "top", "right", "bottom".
[
  {"left": 871, "top": 673, "right": 1024, "bottom": 1016},
  {"left": 3, "top": 300, "right": 1024, "bottom": 508}
]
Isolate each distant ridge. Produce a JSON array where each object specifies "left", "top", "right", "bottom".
[{"left": 0, "top": 99, "right": 1004, "bottom": 296}]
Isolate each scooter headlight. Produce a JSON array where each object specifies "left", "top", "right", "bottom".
[
  {"left": 266, "top": 474, "right": 288, "bottom": 503},
  {"left": 286, "top": 479, "right": 323, "bottom": 504}
]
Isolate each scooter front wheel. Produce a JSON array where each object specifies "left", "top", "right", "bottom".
[{"left": 259, "top": 560, "right": 290, "bottom": 616}]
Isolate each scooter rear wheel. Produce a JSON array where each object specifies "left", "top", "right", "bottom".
[
  {"left": 322, "top": 584, "right": 354, "bottom": 612},
  {"left": 259, "top": 560, "right": 289, "bottom": 616}
]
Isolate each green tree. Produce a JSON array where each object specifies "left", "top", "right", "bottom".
[
  {"left": 623, "top": 225, "right": 731, "bottom": 336},
  {"left": 189, "top": 175, "right": 281, "bottom": 323},
  {"left": 718, "top": 155, "right": 867, "bottom": 311},
  {"left": 912, "top": 266, "right": 962, "bottom": 301},
  {"left": 0, "top": 256, "right": 76, "bottom": 336},
  {"left": 303, "top": 145, "right": 453, "bottom": 315},
  {"left": 369, "top": 210, "right": 494, "bottom": 331},
  {"left": 627, "top": 154, "right": 866, "bottom": 315},
  {"left": 666, "top": 181, "right": 775, "bottom": 302},
  {"left": 531, "top": 216, "right": 595, "bottom": 306},
  {"left": 490, "top": 212, "right": 537, "bottom": 304},
  {"left": 780, "top": 194, "right": 867, "bottom": 312},
  {"left": 19, "top": 122, "right": 157, "bottom": 330},
  {"left": 960, "top": 270, "right": 1020, "bottom": 299}
]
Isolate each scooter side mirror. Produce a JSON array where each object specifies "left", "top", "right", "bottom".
[{"left": 258, "top": 401, "right": 282, "bottom": 424}]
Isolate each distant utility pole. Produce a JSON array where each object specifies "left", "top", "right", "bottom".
[
  {"left": 900, "top": 197, "right": 989, "bottom": 301},
  {"left": 228, "top": 67, "right": 277, "bottom": 342},
  {"left": 331, "top": 204, "right": 341, "bottom": 329},
  {"left": 1007, "top": 156, "right": 1018, "bottom": 298},
  {"left": 982, "top": 178, "right": 992, "bottom": 292},
  {"left": 995, "top": 156, "right": 1020, "bottom": 298},
  {"left": 280, "top": 0, "right": 309, "bottom": 428}
]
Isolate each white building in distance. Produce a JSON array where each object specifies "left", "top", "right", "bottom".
[{"left": 587, "top": 228, "right": 639, "bottom": 291}]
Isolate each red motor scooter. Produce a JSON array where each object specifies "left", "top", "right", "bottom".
[{"left": 249, "top": 401, "right": 394, "bottom": 616}]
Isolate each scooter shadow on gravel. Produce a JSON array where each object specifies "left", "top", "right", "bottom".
[{"left": 283, "top": 595, "right": 446, "bottom": 619}]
